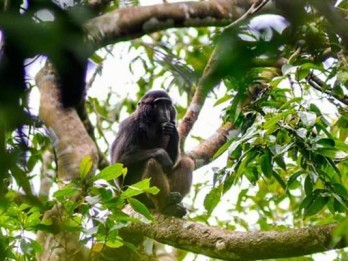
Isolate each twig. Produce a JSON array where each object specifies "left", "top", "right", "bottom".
[{"left": 225, "top": 0, "right": 270, "bottom": 30}]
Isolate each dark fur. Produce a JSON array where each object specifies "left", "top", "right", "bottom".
[{"left": 111, "top": 90, "right": 193, "bottom": 217}]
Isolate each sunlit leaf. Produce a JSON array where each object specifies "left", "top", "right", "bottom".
[
  {"left": 92, "top": 163, "right": 126, "bottom": 182},
  {"left": 80, "top": 155, "right": 93, "bottom": 180},
  {"left": 121, "top": 179, "right": 159, "bottom": 199},
  {"left": 105, "top": 238, "right": 124, "bottom": 248},
  {"left": 128, "top": 198, "right": 153, "bottom": 221},
  {"left": 316, "top": 138, "right": 335, "bottom": 148},
  {"left": 54, "top": 187, "right": 79, "bottom": 200},
  {"left": 204, "top": 185, "right": 223, "bottom": 216}
]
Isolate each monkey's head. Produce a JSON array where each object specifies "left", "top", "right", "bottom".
[{"left": 137, "top": 90, "right": 176, "bottom": 125}]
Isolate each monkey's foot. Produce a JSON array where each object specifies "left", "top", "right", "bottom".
[
  {"left": 167, "top": 192, "right": 182, "bottom": 204},
  {"left": 162, "top": 202, "right": 187, "bottom": 218}
]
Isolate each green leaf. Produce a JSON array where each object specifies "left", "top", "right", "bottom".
[
  {"left": 309, "top": 103, "right": 321, "bottom": 115},
  {"left": 287, "top": 171, "right": 305, "bottom": 190},
  {"left": 304, "top": 175, "right": 313, "bottom": 196},
  {"left": 272, "top": 171, "right": 286, "bottom": 190},
  {"left": 260, "top": 149, "right": 273, "bottom": 178},
  {"left": 264, "top": 110, "right": 295, "bottom": 133},
  {"left": 315, "top": 148, "right": 337, "bottom": 158},
  {"left": 279, "top": 97, "right": 302, "bottom": 110},
  {"left": 304, "top": 194, "right": 329, "bottom": 217},
  {"left": 274, "top": 155, "right": 286, "bottom": 170},
  {"left": 128, "top": 198, "right": 153, "bottom": 221},
  {"left": 26, "top": 211, "right": 42, "bottom": 227},
  {"left": 332, "top": 193, "right": 348, "bottom": 211},
  {"left": 213, "top": 139, "right": 234, "bottom": 159},
  {"left": 121, "top": 179, "right": 159, "bottom": 199},
  {"left": 333, "top": 139, "right": 348, "bottom": 152},
  {"left": 331, "top": 183, "right": 348, "bottom": 198},
  {"left": 214, "top": 93, "right": 232, "bottom": 106},
  {"left": 54, "top": 187, "right": 79, "bottom": 200},
  {"left": 245, "top": 166, "right": 259, "bottom": 185},
  {"left": 337, "top": 70, "right": 348, "bottom": 83},
  {"left": 316, "top": 138, "right": 335, "bottom": 148},
  {"left": 80, "top": 155, "right": 93, "bottom": 180},
  {"left": 204, "top": 186, "right": 223, "bottom": 216},
  {"left": 105, "top": 238, "right": 124, "bottom": 248},
  {"left": 92, "top": 163, "right": 126, "bottom": 182}
]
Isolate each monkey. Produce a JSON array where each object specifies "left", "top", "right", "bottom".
[{"left": 111, "top": 90, "right": 194, "bottom": 217}]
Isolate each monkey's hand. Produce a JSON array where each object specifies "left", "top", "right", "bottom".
[
  {"left": 161, "top": 121, "right": 176, "bottom": 136},
  {"left": 154, "top": 148, "right": 173, "bottom": 172}
]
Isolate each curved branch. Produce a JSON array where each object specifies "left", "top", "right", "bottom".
[
  {"left": 125, "top": 215, "right": 346, "bottom": 261},
  {"left": 85, "top": 0, "right": 253, "bottom": 48},
  {"left": 36, "top": 62, "right": 99, "bottom": 182},
  {"left": 187, "top": 122, "right": 237, "bottom": 168},
  {"left": 36, "top": 62, "right": 99, "bottom": 260}
]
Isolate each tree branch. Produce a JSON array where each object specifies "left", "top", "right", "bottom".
[
  {"left": 125, "top": 215, "right": 346, "bottom": 261},
  {"left": 307, "top": 72, "right": 348, "bottom": 106},
  {"left": 85, "top": 0, "right": 254, "bottom": 48},
  {"left": 36, "top": 62, "right": 99, "bottom": 260},
  {"left": 35, "top": 61, "right": 99, "bottom": 182},
  {"left": 187, "top": 122, "right": 237, "bottom": 168}
]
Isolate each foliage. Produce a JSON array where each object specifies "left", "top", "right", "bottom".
[{"left": 1, "top": 0, "right": 348, "bottom": 260}]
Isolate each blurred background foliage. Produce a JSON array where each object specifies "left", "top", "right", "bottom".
[{"left": 1, "top": 0, "right": 348, "bottom": 260}]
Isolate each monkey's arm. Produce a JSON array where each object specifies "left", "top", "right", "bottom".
[
  {"left": 162, "top": 121, "right": 179, "bottom": 163},
  {"left": 119, "top": 148, "right": 173, "bottom": 171},
  {"left": 111, "top": 128, "right": 174, "bottom": 172}
]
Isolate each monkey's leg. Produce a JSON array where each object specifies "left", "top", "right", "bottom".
[
  {"left": 168, "top": 156, "right": 194, "bottom": 199},
  {"left": 155, "top": 156, "right": 194, "bottom": 217},
  {"left": 142, "top": 158, "right": 171, "bottom": 211}
]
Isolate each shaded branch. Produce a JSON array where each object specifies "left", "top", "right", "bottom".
[
  {"left": 85, "top": 0, "right": 254, "bottom": 48},
  {"left": 36, "top": 62, "right": 99, "bottom": 260},
  {"left": 307, "top": 72, "right": 348, "bottom": 106},
  {"left": 187, "top": 122, "right": 237, "bottom": 168},
  {"left": 35, "top": 62, "right": 99, "bottom": 182},
  {"left": 125, "top": 215, "right": 346, "bottom": 261}
]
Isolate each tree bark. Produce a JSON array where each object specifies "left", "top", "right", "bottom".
[
  {"left": 126, "top": 215, "right": 346, "bottom": 261},
  {"left": 85, "top": 0, "right": 254, "bottom": 48}
]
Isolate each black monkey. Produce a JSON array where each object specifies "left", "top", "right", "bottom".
[{"left": 111, "top": 90, "right": 194, "bottom": 217}]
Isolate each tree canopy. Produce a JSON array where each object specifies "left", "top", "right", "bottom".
[{"left": 1, "top": 0, "right": 348, "bottom": 260}]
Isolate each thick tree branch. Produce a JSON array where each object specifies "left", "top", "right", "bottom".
[
  {"left": 125, "top": 215, "right": 346, "bottom": 261},
  {"left": 177, "top": 0, "right": 269, "bottom": 153},
  {"left": 85, "top": 0, "right": 254, "bottom": 48},
  {"left": 187, "top": 122, "right": 237, "bottom": 168},
  {"left": 36, "top": 62, "right": 99, "bottom": 260},
  {"left": 36, "top": 62, "right": 99, "bottom": 182}
]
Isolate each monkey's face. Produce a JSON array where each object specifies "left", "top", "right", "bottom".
[
  {"left": 138, "top": 90, "right": 176, "bottom": 126},
  {"left": 153, "top": 99, "right": 175, "bottom": 124}
]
